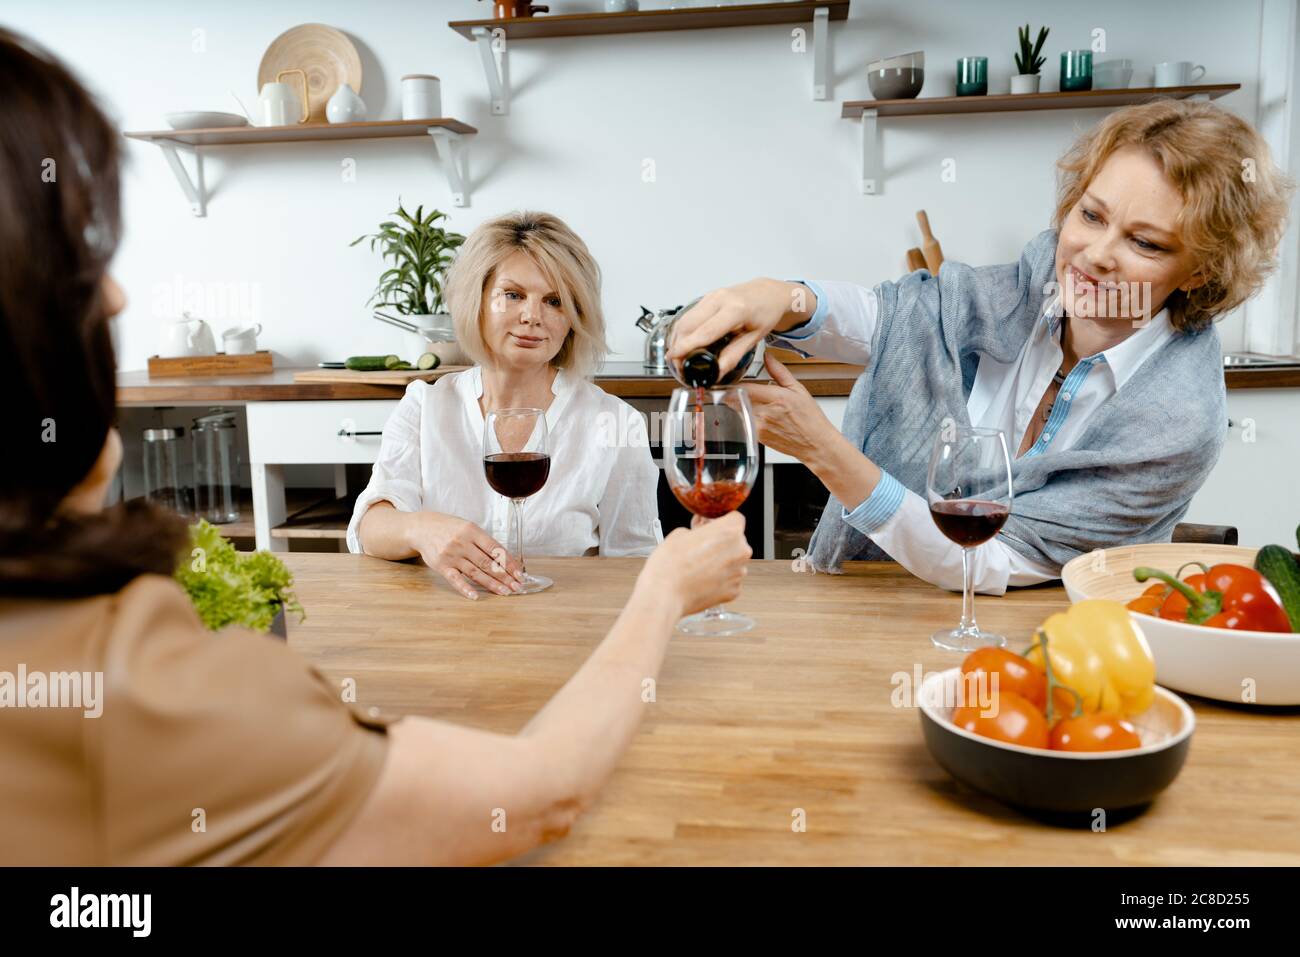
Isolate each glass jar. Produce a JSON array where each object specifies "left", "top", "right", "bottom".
[
  {"left": 192, "top": 409, "right": 241, "bottom": 524},
  {"left": 142, "top": 427, "right": 190, "bottom": 515}
]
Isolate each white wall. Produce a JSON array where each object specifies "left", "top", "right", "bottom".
[{"left": 3, "top": 0, "right": 1271, "bottom": 368}]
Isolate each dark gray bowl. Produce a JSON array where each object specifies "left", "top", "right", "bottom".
[
  {"left": 919, "top": 668, "right": 1194, "bottom": 817},
  {"left": 868, "top": 66, "right": 924, "bottom": 100}
]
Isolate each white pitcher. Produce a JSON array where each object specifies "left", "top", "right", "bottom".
[{"left": 160, "top": 314, "right": 217, "bottom": 357}]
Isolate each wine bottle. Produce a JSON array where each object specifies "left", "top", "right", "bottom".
[{"left": 677, "top": 333, "right": 755, "bottom": 389}]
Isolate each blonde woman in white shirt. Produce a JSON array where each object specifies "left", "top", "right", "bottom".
[{"left": 349, "top": 211, "right": 663, "bottom": 599}]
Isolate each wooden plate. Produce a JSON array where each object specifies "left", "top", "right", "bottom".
[
  {"left": 257, "top": 23, "right": 362, "bottom": 124},
  {"left": 293, "top": 366, "right": 470, "bottom": 386}
]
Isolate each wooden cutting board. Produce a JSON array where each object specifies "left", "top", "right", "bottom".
[{"left": 293, "top": 365, "right": 470, "bottom": 386}]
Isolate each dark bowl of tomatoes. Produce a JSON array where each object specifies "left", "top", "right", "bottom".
[{"left": 919, "top": 668, "right": 1195, "bottom": 816}]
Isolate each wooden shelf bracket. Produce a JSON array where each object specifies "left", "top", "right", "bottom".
[
  {"left": 427, "top": 127, "right": 470, "bottom": 206},
  {"left": 158, "top": 142, "right": 207, "bottom": 216},
  {"left": 859, "top": 108, "right": 879, "bottom": 195},
  {"left": 811, "top": 5, "right": 830, "bottom": 101},
  {"left": 472, "top": 26, "right": 510, "bottom": 116}
]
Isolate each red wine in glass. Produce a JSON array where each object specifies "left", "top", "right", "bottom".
[
  {"left": 483, "top": 451, "right": 551, "bottom": 500},
  {"left": 926, "top": 425, "right": 1014, "bottom": 652},
  {"left": 482, "top": 408, "right": 552, "bottom": 594},
  {"left": 928, "top": 499, "right": 1010, "bottom": 547},
  {"left": 663, "top": 386, "right": 758, "bottom": 636}
]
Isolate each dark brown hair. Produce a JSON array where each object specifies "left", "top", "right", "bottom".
[{"left": 0, "top": 28, "right": 185, "bottom": 597}]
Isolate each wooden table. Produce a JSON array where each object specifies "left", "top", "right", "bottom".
[{"left": 282, "top": 554, "right": 1300, "bottom": 866}]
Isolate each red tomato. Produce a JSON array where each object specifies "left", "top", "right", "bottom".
[
  {"left": 960, "top": 647, "right": 1048, "bottom": 710},
  {"left": 951, "top": 690, "right": 1049, "bottom": 749},
  {"left": 1049, "top": 713, "right": 1142, "bottom": 752}
]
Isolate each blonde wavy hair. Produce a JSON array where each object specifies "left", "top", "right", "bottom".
[
  {"left": 444, "top": 210, "right": 608, "bottom": 376},
  {"left": 1053, "top": 99, "right": 1294, "bottom": 332}
]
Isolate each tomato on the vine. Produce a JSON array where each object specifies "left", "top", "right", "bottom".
[
  {"left": 1048, "top": 713, "right": 1142, "bottom": 752},
  {"left": 951, "top": 691, "right": 1049, "bottom": 749},
  {"left": 960, "top": 647, "right": 1048, "bottom": 709}
]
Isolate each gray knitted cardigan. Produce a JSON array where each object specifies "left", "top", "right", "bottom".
[{"left": 803, "top": 228, "right": 1228, "bottom": 574}]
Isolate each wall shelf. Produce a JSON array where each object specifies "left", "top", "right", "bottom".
[
  {"left": 449, "top": 1, "right": 850, "bottom": 114},
  {"left": 123, "top": 118, "right": 479, "bottom": 215},
  {"left": 843, "top": 83, "right": 1240, "bottom": 195}
]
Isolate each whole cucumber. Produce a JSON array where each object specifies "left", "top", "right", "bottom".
[
  {"left": 1255, "top": 544, "right": 1300, "bottom": 632},
  {"left": 345, "top": 355, "right": 400, "bottom": 371}
]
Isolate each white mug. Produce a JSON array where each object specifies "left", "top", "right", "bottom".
[
  {"left": 222, "top": 323, "right": 262, "bottom": 355},
  {"left": 258, "top": 82, "right": 301, "bottom": 126},
  {"left": 160, "top": 314, "right": 217, "bottom": 358},
  {"left": 401, "top": 75, "right": 441, "bottom": 120},
  {"left": 1154, "top": 61, "right": 1206, "bottom": 87}
]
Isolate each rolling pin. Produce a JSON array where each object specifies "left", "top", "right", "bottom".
[{"left": 917, "top": 210, "right": 944, "bottom": 273}]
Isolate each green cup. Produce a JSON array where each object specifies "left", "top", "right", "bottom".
[
  {"left": 1060, "top": 50, "right": 1093, "bottom": 91},
  {"left": 956, "top": 56, "right": 988, "bottom": 96}
]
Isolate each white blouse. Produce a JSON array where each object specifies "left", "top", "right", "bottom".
[{"left": 346, "top": 365, "right": 663, "bottom": 558}]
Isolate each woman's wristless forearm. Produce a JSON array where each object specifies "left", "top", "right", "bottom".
[
  {"left": 358, "top": 504, "right": 422, "bottom": 560},
  {"left": 803, "top": 427, "right": 883, "bottom": 513},
  {"left": 772, "top": 280, "right": 820, "bottom": 334}
]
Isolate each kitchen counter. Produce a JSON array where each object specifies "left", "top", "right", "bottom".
[
  {"left": 116, "top": 361, "right": 868, "bottom": 406},
  {"left": 116, "top": 358, "right": 1300, "bottom": 406}
]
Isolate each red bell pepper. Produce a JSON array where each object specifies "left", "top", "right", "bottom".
[{"left": 1133, "top": 563, "right": 1292, "bottom": 633}]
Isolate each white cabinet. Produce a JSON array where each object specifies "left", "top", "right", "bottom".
[
  {"left": 1184, "top": 389, "right": 1300, "bottom": 546},
  {"left": 245, "top": 400, "right": 398, "bottom": 465},
  {"left": 245, "top": 400, "right": 397, "bottom": 551}
]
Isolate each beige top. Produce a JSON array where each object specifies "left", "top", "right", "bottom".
[{"left": 0, "top": 574, "right": 390, "bottom": 865}]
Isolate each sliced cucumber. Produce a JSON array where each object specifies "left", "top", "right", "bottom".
[{"left": 417, "top": 352, "right": 441, "bottom": 371}]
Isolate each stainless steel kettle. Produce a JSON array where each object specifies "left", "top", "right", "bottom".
[{"left": 636, "top": 304, "right": 681, "bottom": 374}]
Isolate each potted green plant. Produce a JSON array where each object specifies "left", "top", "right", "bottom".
[
  {"left": 351, "top": 201, "right": 468, "bottom": 365},
  {"left": 1012, "top": 24, "right": 1049, "bottom": 94},
  {"left": 174, "top": 520, "right": 304, "bottom": 639}
]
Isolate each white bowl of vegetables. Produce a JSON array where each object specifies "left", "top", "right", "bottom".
[{"left": 1061, "top": 541, "right": 1300, "bottom": 705}]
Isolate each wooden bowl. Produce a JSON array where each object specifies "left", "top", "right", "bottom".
[
  {"left": 1061, "top": 543, "right": 1300, "bottom": 705},
  {"left": 919, "top": 667, "right": 1194, "bottom": 816}
]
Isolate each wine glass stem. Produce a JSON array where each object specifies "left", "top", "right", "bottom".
[
  {"left": 959, "top": 545, "right": 977, "bottom": 634},
  {"left": 511, "top": 497, "right": 526, "bottom": 575}
]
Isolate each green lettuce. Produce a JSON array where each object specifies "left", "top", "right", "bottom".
[{"left": 174, "top": 520, "right": 305, "bottom": 633}]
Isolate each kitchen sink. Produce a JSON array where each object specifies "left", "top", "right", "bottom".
[{"left": 1222, "top": 352, "right": 1300, "bottom": 368}]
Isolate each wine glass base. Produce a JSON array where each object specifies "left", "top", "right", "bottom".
[
  {"left": 930, "top": 627, "right": 1007, "bottom": 653},
  {"left": 676, "top": 609, "right": 754, "bottom": 637},
  {"left": 509, "top": 573, "right": 552, "bottom": 595}
]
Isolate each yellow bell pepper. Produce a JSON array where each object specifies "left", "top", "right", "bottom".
[{"left": 1025, "top": 599, "right": 1156, "bottom": 717}]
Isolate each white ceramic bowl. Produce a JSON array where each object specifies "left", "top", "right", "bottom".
[
  {"left": 1061, "top": 543, "right": 1300, "bottom": 705},
  {"left": 164, "top": 111, "right": 250, "bottom": 131}
]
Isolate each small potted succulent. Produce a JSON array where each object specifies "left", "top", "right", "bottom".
[
  {"left": 352, "top": 201, "right": 468, "bottom": 365},
  {"left": 1012, "top": 24, "right": 1049, "bottom": 94}
]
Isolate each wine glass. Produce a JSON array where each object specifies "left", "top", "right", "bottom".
[
  {"left": 926, "top": 425, "right": 1014, "bottom": 651},
  {"left": 662, "top": 386, "right": 758, "bottom": 635},
  {"left": 483, "top": 407, "right": 552, "bottom": 595}
]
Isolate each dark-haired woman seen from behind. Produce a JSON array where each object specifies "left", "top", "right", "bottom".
[{"left": 0, "top": 28, "right": 751, "bottom": 866}]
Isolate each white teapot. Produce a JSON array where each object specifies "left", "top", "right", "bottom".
[{"left": 160, "top": 313, "right": 217, "bottom": 358}]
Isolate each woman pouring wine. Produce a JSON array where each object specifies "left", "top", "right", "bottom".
[{"left": 669, "top": 100, "right": 1293, "bottom": 598}]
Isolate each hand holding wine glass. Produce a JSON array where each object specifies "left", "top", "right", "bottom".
[
  {"left": 662, "top": 385, "right": 759, "bottom": 635},
  {"left": 926, "top": 425, "right": 1014, "bottom": 651},
  {"left": 638, "top": 512, "right": 752, "bottom": 618}
]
